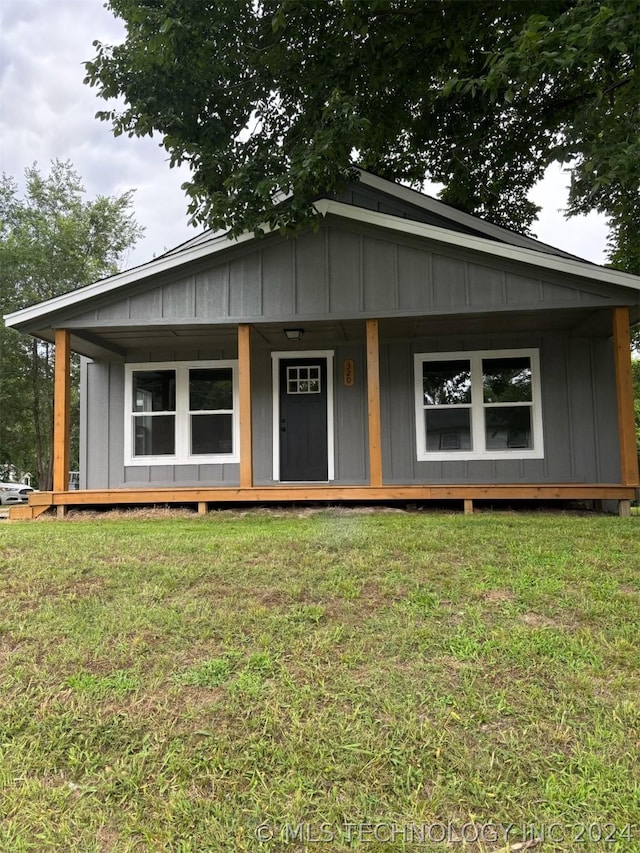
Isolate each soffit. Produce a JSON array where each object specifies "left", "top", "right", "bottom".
[{"left": 47, "top": 309, "right": 613, "bottom": 359}]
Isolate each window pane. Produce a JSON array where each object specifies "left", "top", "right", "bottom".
[
  {"left": 191, "top": 414, "right": 233, "bottom": 454},
  {"left": 133, "top": 371, "right": 176, "bottom": 412},
  {"left": 485, "top": 407, "right": 532, "bottom": 450},
  {"left": 189, "top": 368, "right": 233, "bottom": 411},
  {"left": 483, "top": 357, "right": 531, "bottom": 403},
  {"left": 425, "top": 409, "right": 472, "bottom": 452},
  {"left": 423, "top": 360, "right": 471, "bottom": 405},
  {"left": 133, "top": 415, "right": 175, "bottom": 456}
]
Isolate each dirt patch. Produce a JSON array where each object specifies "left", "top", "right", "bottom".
[
  {"left": 256, "top": 589, "right": 294, "bottom": 607},
  {"left": 482, "top": 589, "right": 515, "bottom": 604},
  {"left": 45, "top": 505, "right": 416, "bottom": 522},
  {"left": 62, "top": 507, "right": 198, "bottom": 521},
  {"left": 520, "top": 611, "right": 562, "bottom": 629}
]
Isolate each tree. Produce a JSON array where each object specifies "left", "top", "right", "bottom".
[
  {"left": 84, "top": 0, "right": 639, "bottom": 270},
  {"left": 0, "top": 161, "right": 143, "bottom": 488}
]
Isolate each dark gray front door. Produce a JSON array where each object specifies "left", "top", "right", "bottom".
[{"left": 279, "top": 357, "right": 328, "bottom": 481}]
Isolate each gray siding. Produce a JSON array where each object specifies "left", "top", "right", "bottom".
[
  {"left": 82, "top": 331, "right": 621, "bottom": 489},
  {"left": 82, "top": 342, "right": 370, "bottom": 489},
  {"left": 83, "top": 359, "right": 118, "bottom": 490},
  {"left": 84, "top": 346, "right": 239, "bottom": 489},
  {"left": 380, "top": 332, "right": 620, "bottom": 485},
  {"left": 251, "top": 339, "right": 275, "bottom": 485},
  {"left": 66, "top": 222, "right": 628, "bottom": 331}
]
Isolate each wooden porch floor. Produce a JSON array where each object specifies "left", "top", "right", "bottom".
[{"left": 9, "top": 483, "right": 638, "bottom": 519}]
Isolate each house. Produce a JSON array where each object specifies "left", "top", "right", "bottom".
[{"left": 4, "top": 171, "right": 639, "bottom": 518}]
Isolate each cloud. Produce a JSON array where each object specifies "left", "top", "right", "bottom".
[
  {"left": 0, "top": 0, "right": 194, "bottom": 267},
  {"left": 0, "top": 0, "right": 609, "bottom": 270},
  {"left": 529, "top": 164, "right": 608, "bottom": 263}
]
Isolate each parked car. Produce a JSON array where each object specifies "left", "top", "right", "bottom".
[{"left": 0, "top": 482, "right": 34, "bottom": 505}]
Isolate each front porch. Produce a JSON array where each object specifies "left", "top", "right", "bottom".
[
  {"left": 10, "top": 309, "right": 640, "bottom": 520},
  {"left": 10, "top": 483, "right": 638, "bottom": 520}
]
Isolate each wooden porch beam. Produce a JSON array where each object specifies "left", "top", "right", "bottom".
[
  {"left": 52, "top": 328, "right": 71, "bottom": 493},
  {"left": 366, "top": 319, "right": 383, "bottom": 487},
  {"left": 612, "top": 307, "right": 639, "bottom": 486},
  {"left": 24, "top": 483, "right": 638, "bottom": 509},
  {"left": 238, "top": 323, "right": 253, "bottom": 488}
]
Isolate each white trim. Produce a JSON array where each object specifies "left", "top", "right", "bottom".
[
  {"left": 271, "top": 350, "right": 335, "bottom": 482},
  {"left": 355, "top": 170, "right": 580, "bottom": 259},
  {"left": 414, "top": 348, "right": 544, "bottom": 462},
  {"left": 124, "top": 359, "right": 239, "bottom": 466},
  {"left": 3, "top": 230, "right": 261, "bottom": 328},
  {"left": 312, "top": 199, "right": 640, "bottom": 292}
]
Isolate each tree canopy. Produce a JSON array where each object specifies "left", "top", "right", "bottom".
[
  {"left": 0, "top": 161, "right": 143, "bottom": 487},
  {"left": 85, "top": 0, "right": 639, "bottom": 272}
]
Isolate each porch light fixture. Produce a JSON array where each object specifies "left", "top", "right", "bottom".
[{"left": 284, "top": 328, "right": 304, "bottom": 341}]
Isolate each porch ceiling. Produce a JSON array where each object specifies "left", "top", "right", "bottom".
[{"left": 53, "top": 306, "right": 613, "bottom": 359}]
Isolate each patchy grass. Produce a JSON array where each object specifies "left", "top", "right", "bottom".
[{"left": 0, "top": 508, "right": 639, "bottom": 852}]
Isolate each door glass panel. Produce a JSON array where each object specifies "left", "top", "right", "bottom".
[
  {"left": 133, "top": 371, "right": 175, "bottom": 412},
  {"left": 287, "top": 365, "right": 322, "bottom": 394},
  {"left": 425, "top": 409, "right": 472, "bottom": 452},
  {"left": 482, "top": 357, "right": 532, "bottom": 403},
  {"left": 133, "top": 415, "right": 175, "bottom": 456},
  {"left": 485, "top": 407, "right": 532, "bottom": 449},
  {"left": 423, "top": 360, "right": 471, "bottom": 405}
]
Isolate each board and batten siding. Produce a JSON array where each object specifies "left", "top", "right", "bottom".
[
  {"left": 65, "top": 220, "right": 628, "bottom": 332},
  {"left": 80, "top": 331, "right": 621, "bottom": 489},
  {"left": 380, "top": 333, "right": 620, "bottom": 485},
  {"left": 80, "top": 341, "right": 370, "bottom": 489},
  {"left": 80, "top": 351, "right": 240, "bottom": 490}
]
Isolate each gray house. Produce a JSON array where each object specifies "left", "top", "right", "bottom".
[{"left": 5, "top": 171, "right": 639, "bottom": 518}]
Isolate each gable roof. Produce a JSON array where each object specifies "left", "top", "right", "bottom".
[
  {"left": 353, "top": 171, "right": 582, "bottom": 260},
  {"left": 5, "top": 171, "right": 640, "bottom": 333}
]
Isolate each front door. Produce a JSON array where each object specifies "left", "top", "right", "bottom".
[{"left": 278, "top": 357, "right": 328, "bottom": 481}]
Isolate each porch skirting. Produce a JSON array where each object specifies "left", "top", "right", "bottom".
[{"left": 9, "top": 483, "right": 638, "bottom": 520}]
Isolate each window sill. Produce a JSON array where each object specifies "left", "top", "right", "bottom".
[
  {"left": 417, "top": 451, "right": 544, "bottom": 462},
  {"left": 125, "top": 455, "right": 239, "bottom": 466}
]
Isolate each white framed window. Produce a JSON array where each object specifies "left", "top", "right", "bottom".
[
  {"left": 414, "top": 349, "right": 544, "bottom": 461},
  {"left": 124, "top": 360, "right": 239, "bottom": 465}
]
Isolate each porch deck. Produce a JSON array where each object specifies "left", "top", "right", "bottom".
[{"left": 9, "top": 483, "right": 638, "bottom": 520}]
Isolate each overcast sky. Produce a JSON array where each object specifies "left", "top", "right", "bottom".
[{"left": 1, "top": 0, "right": 611, "bottom": 271}]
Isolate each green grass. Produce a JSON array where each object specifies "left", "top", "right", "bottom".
[{"left": 0, "top": 508, "right": 639, "bottom": 852}]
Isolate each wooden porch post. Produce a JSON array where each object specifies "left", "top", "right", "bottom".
[
  {"left": 238, "top": 324, "right": 253, "bottom": 488},
  {"left": 53, "top": 328, "right": 71, "bottom": 493},
  {"left": 612, "top": 306, "right": 639, "bottom": 486},
  {"left": 366, "top": 319, "right": 383, "bottom": 487}
]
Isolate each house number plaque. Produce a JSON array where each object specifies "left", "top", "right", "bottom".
[{"left": 343, "top": 359, "right": 355, "bottom": 387}]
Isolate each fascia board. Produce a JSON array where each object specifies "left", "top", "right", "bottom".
[
  {"left": 313, "top": 199, "right": 640, "bottom": 293},
  {"left": 355, "top": 170, "right": 580, "bottom": 258},
  {"left": 3, "top": 227, "right": 259, "bottom": 329}
]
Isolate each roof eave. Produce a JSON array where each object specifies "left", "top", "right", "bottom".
[
  {"left": 3, "top": 228, "right": 255, "bottom": 330},
  {"left": 315, "top": 199, "right": 640, "bottom": 292},
  {"left": 355, "top": 169, "right": 583, "bottom": 260},
  {"left": 5, "top": 197, "right": 640, "bottom": 333}
]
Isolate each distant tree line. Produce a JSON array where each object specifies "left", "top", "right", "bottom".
[{"left": 0, "top": 161, "right": 142, "bottom": 488}]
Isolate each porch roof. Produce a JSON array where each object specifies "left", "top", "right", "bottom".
[{"left": 8, "top": 307, "right": 619, "bottom": 362}]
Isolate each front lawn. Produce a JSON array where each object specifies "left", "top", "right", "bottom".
[{"left": 0, "top": 509, "right": 638, "bottom": 851}]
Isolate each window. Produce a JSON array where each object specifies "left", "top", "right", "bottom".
[
  {"left": 286, "top": 365, "right": 321, "bottom": 394},
  {"left": 125, "top": 361, "right": 238, "bottom": 465},
  {"left": 414, "top": 349, "right": 543, "bottom": 461}
]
